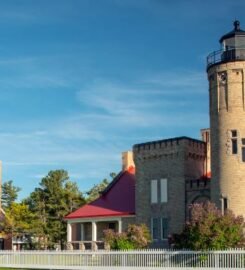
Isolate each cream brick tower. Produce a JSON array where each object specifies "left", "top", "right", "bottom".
[{"left": 207, "top": 21, "right": 245, "bottom": 216}]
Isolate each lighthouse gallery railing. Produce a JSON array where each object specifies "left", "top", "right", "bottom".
[{"left": 207, "top": 47, "right": 245, "bottom": 68}]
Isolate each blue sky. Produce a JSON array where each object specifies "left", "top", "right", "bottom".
[{"left": 0, "top": 0, "right": 244, "bottom": 200}]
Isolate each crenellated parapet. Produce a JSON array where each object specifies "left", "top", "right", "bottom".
[
  {"left": 133, "top": 136, "right": 206, "bottom": 162},
  {"left": 185, "top": 178, "right": 210, "bottom": 192}
]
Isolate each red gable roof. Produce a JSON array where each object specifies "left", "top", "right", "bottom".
[
  {"left": 65, "top": 166, "right": 135, "bottom": 219},
  {"left": 206, "top": 171, "right": 211, "bottom": 178},
  {"left": 201, "top": 171, "right": 211, "bottom": 179}
]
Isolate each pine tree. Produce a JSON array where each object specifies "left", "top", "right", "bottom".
[
  {"left": 1, "top": 180, "right": 21, "bottom": 210},
  {"left": 25, "top": 170, "right": 85, "bottom": 248}
]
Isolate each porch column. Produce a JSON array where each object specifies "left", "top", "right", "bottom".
[
  {"left": 80, "top": 223, "right": 84, "bottom": 241},
  {"left": 92, "top": 221, "right": 97, "bottom": 241},
  {"left": 118, "top": 219, "right": 122, "bottom": 233},
  {"left": 67, "top": 222, "right": 72, "bottom": 242}
]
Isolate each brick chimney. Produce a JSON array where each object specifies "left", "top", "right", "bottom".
[{"left": 122, "top": 151, "right": 135, "bottom": 171}]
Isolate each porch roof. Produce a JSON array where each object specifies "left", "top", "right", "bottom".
[{"left": 65, "top": 166, "right": 135, "bottom": 219}]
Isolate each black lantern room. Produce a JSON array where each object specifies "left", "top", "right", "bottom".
[{"left": 207, "top": 21, "right": 245, "bottom": 69}]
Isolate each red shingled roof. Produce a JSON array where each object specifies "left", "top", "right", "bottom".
[
  {"left": 201, "top": 171, "right": 211, "bottom": 179},
  {"left": 206, "top": 171, "right": 211, "bottom": 178},
  {"left": 65, "top": 166, "right": 135, "bottom": 219}
]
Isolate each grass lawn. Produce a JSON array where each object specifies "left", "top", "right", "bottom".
[
  {"left": 0, "top": 268, "right": 22, "bottom": 270},
  {"left": 0, "top": 268, "right": 40, "bottom": 270}
]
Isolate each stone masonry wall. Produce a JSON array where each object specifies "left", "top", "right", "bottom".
[
  {"left": 121, "top": 216, "right": 136, "bottom": 231},
  {"left": 185, "top": 178, "right": 210, "bottom": 220},
  {"left": 133, "top": 137, "right": 206, "bottom": 247}
]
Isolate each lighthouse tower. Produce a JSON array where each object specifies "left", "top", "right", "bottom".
[{"left": 207, "top": 21, "right": 245, "bottom": 216}]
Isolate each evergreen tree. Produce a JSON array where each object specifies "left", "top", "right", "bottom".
[
  {"left": 86, "top": 172, "right": 116, "bottom": 203},
  {"left": 1, "top": 180, "right": 21, "bottom": 210},
  {"left": 25, "top": 170, "right": 85, "bottom": 248}
]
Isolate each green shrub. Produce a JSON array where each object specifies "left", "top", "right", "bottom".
[
  {"left": 173, "top": 202, "right": 245, "bottom": 250},
  {"left": 127, "top": 224, "right": 151, "bottom": 249},
  {"left": 115, "top": 238, "right": 135, "bottom": 250},
  {"left": 104, "top": 224, "right": 151, "bottom": 250}
]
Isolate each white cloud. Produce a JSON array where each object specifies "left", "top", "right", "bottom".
[
  {"left": 76, "top": 70, "right": 208, "bottom": 130},
  {"left": 0, "top": 68, "right": 208, "bottom": 196},
  {"left": 142, "top": 70, "right": 207, "bottom": 91},
  {"left": 4, "top": 161, "right": 58, "bottom": 167}
]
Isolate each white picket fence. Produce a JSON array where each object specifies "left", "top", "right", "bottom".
[{"left": 0, "top": 249, "right": 245, "bottom": 269}]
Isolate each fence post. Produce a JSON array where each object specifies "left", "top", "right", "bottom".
[{"left": 215, "top": 253, "right": 219, "bottom": 268}]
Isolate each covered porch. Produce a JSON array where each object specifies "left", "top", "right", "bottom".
[
  {"left": 65, "top": 153, "right": 136, "bottom": 250},
  {"left": 67, "top": 217, "right": 122, "bottom": 250}
]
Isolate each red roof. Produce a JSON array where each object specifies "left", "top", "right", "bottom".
[
  {"left": 201, "top": 171, "right": 211, "bottom": 179},
  {"left": 206, "top": 171, "right": 211, "bottom": 178},
  {"left": 65, "top": 166, "right": 135, "bottom": 219}
]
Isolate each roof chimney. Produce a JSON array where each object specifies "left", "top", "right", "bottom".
[{"left": 122, "top": 151, "right": 135, "bottom": 171}]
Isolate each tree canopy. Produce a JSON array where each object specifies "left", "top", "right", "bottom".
[
  {"left": 20, "top": 170, "right": 85, "bottom": 249},
  {"left": 1, "top": 202, "right": 35, "bottom": 235},
  {"left": 1, "top": 180, "right": 21, "bottom": 210},
  {"left": 173, "top": 202, "right": 245, "bottom": 250},
  {"left": 86, "top": 172, "right": 116, "bottom": 203},
  {"left": 0, "top": 170, "right": 120, "bottom": 249}
]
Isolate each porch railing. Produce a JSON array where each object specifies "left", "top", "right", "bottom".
[
  {"left": 67, "top": 240, "right": 108, "bottom": 250},
  {"left": 0, "top": 249, "right": 245, "bottom": 269}
]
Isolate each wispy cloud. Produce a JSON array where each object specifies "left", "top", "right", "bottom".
[
  {"left": 142, "top": 70, "right": 207, "bottom": 91},
  {"left": 4, "top": 161, "right": 58, "bottom": 167},
  {"left": 0, "top": 128, "right": 119, "bottom": 166},
  {"left": 0, "top": 2, "right": 82, "bottom": 24},
  {"left": 0, "top": 57, "right": 37, "bottom": 66},
  {"left": 0, "top": 56, "right": 73, "bottom": 90},
  {"left": 0, "top": 68, "right": 208, "bottom": 172},
  {"left": 76, "top": 70, "right": 207, "bottom": 130}
]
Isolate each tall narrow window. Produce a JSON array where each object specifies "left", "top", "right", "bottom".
[
  {"left": 222, "top": 197, "right": 228, "bottom": 214},
  {"left": 231, "top": 130, "right": 238, "bottom": 154},
  {"left": 242, "top": 138, "right": 245, "bottom": 162},
  {"left": 151, "top": 180, "right": 158, "bottom": 204},
  {"left": 160, "top": 179, "right": 168, "bottom": 203},
  {"left": 161, "top": 218, "right": 168, "bottom": 239},
  {"left": 151, "top": 218, "right": 158, "bottom": 240},
  {"left": 223, "top": 198, "right": 228, "bottom": 211}
]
